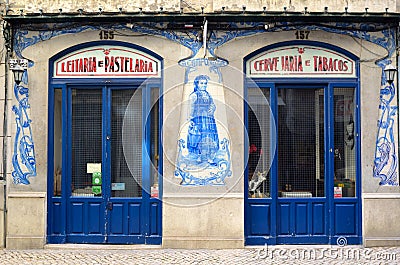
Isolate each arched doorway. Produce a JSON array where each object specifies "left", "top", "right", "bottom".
[
  {"left": 244, "top": 41, "right": 362, "bottom": 245},
  {"left": 47, "top": 41, "right": 163, "bottom": 244}
]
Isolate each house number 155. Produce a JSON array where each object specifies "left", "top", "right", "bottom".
[{"left": 99, "top": 30, "right": 114, "bottom": 40}]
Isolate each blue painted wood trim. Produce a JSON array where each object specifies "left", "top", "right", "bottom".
[
  {"left": 142, "top": 83, "right": 151, "bottom": 236},
  {"left": 243, "top": 77, "right": 249, "bottom": 240},
  {"left": 104, "top": 86, "right": 111, "bottom": 235},
  {"left": 327, "top": 83, "right": 335, "bottom": 240},
  {"left": 46, "top": 85, "right": 55, "bottom": 240},
  {"left": 60, "top": 84, "right": 68, "bottom": 240},
  {"left": 269, "top": 83, "right": 277, "bottom": 243}
]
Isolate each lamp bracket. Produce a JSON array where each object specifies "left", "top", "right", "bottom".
[{"left": 9, "top": 58, "right": 28, "bottom": 70}]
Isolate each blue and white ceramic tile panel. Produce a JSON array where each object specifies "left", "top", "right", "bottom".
[
  {"left": 12, "top": 22, "right": 397, "bottom": 186},
  {"left": 173, "top": 73, "right": 232, "bottom": 186},
  {"left": 11, "top": 71, "right": 36, "bottom": 184},
  {"left": 373, "top": 29, "right": 398, "bottom": 186}
]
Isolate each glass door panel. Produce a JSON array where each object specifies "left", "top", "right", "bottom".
[
  {"left": 278, "top": 88, "right": 325, "bottom": 198},
  {"left": 333, "top": 88, "right": 356, "bottom": 198},
  {"left": 53, "top": 89, "right": 63, "bottom": 196},
  {"left": 71, "top": 89, "right": 102, "bottom": 197},
  {"left": 111, "top": 89, "right": 142, "bottom": 198}
]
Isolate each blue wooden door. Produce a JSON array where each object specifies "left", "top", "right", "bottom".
[
  {"left": 48, "top": 84, "right": 161, "bottom": 244},
  {"left": 245, "top": 84, "right": 361, "bottom": 245}
]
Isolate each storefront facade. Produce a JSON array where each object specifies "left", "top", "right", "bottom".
[{"left": 0, "top": 1, "right": 400, "bottom": 249}]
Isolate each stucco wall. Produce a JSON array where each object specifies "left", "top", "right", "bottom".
[
  {"left": 1, "top": 18, "right": 399, "bottom": 248},
  {"left": 5, "top": 0, "right": 399, "bottom": 13}
]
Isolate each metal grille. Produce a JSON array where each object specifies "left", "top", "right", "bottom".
[
  {"left": 333, "top": 88, "right": 356, "bottom": 198},
  {"left": 71, "top": 89, "right": 102, "bottom": 197},
  {"left": 247, "top": 88, "right": 271, "bottom": 198},
  {"left": 278, "top": 88, "right": 324, "bottom": 198},
  {"left": 111, "top": 89, "right": 142, "bottom": 198}
]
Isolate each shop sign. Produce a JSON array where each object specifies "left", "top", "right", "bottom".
[
  {"left": 54, "top": 45, "right": 160, "bottom": 78},
  {"left": 247, "top": 45, "right": 356, "bottom": 78}
]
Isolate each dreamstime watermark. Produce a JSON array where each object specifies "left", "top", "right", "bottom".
[{"left": 255, "top": 244, "right": 398, "bottom": 262}]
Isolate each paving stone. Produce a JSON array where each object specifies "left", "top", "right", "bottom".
[{"left": 0, "top": 246, "right": 399, "bottom": 265}]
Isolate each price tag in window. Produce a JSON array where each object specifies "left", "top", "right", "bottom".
[{"left": 334, "top": 187, "right": 342, "bottom": 198}]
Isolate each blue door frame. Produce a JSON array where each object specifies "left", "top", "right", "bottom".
[
  {"left": 47, "top": 41, "right": 163, "bottom": 244},
  {"left": 244, "top": 81, "right": 362, "bottom": 245},
  {"left": 244, "top": 41, "right": 362, "bottom": 245}
]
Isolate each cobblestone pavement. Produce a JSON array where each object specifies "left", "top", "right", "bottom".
[{"left": 0, "top": 245, "right": 399, "bottom": 265}]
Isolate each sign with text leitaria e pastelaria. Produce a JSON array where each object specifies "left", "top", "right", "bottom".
[{"left": 54, "top": 45, "right": 160, "bottom": 78}]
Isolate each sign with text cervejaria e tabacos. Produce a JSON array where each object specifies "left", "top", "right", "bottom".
[
  {"left": 54, "top": 45, "right": 160, "bottom": 78},
  {"left": 247, "top": 45, "right": 356, "bottom": 78}
]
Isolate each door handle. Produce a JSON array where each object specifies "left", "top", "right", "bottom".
[{"left": 107, "top": 202, "right": 113, "bottom": 210}]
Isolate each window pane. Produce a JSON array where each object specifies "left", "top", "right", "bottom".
[
  {"left": 334, "top": 88, "right": 356, "bottom": 198},
  {"left": 247, "top": 88, "right": 270, "bottom": 198},
  {"left": 278, "top": 88, "right": 325, "bottom": 198},
  {"left": 53, "top": 89, "right": 62, "bottom": 196},
  {"left": 71, "top": 89, "right": 102, "bottom": 197},
  {"left": 111, "top": 89, "right": 142, "bottom": 198},
  {"left": 150, "top": 87, "right": 160, "bottom": 198}
]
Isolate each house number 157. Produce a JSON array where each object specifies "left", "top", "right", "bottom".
[{"left": 295, "top": 30, "right": 310, "bottom": 39}]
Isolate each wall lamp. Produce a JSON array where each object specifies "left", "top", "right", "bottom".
[
  {"left": 384, "top": 64, "right": 397, "bottom": 85},
  {"left": 9, "top": 59, "right": 28, "bottom": 85}
]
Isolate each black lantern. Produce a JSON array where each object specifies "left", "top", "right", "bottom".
[
  {"left": 384, "top": 64, "right": 397, "bottom": 85},
  {"left": 9, "top": 59, "right": 28, "bottom": 85}
]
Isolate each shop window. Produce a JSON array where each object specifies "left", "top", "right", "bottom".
[
  {"left": 247, "top": 86, "right": 357, "bottom": 199},
  {"left": 247, "top": 89, "right": 271, "bottom": 198},
  {"left": 150, "top": 87, "right": 160, "bottom": 198},
  {"left": 333, "top": 88, "right": 356, "bottom": 198},
  {"left": 53, "top": 89, "right": 62, "bottom": 196}
]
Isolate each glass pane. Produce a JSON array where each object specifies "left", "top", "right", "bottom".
[
  {"left": 71, "top": 89, "right": 102, "bottom": 197},
  {"left": 278, "top": 88, "right": 325, "bottom": 198},
  {"left": 334, "top": 88, "right": 356, "bottom": 198},
  {"left": 247, "top": 88, "right": 271, "bottom": 198},
  {"left": 150, "top": 87, "right": 160, "bottom": 198},
  {"left": 53, "top": 89, "right": 62, "bottom": 196},
  {"left": 111, "top": 89, "right": 142, "bottom": 198}
]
